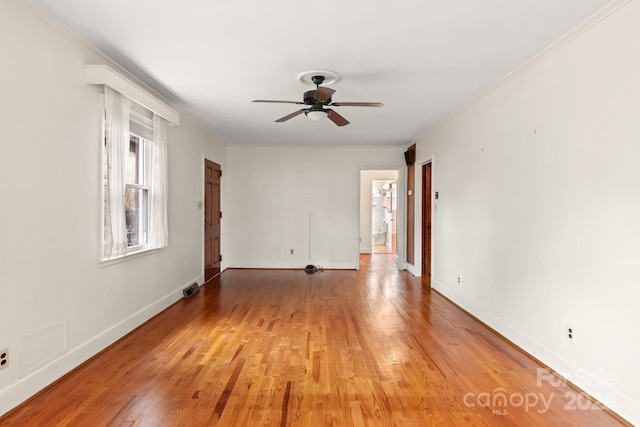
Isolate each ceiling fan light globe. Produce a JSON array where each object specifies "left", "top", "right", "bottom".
[{"left": 306, "top": 110, "right": 328, "bottom": 121}]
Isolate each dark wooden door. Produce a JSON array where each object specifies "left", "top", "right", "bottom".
[
  {"left": 421, "top": 163, "right": 432, "bottom": 286},
  {"left": 204, "top": 159, "right": 221, "bottom": 281}
]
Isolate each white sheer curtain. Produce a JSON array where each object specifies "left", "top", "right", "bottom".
[
  {"left": 149, "top": 113, "right": 169, "bottom": 248},
  {"left": 103, "top": 87, "right": 130, "bottom": 259}
]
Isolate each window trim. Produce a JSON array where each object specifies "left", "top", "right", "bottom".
[
  {"left": 97, "top": 247, "right": 160, "bottom": 267},
  {"left": 99, "top": 126, "right": 156, "bottom": 263},
  {"left": 98, "top": 88, "right": 169, "bottom": 263}
]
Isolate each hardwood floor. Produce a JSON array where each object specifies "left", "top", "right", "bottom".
[
  {"left": 1, "top": 255, "right": 627, "bottom": 426},
  {"left": 371, "top": 245, "right": 395, "bottom": 254}
]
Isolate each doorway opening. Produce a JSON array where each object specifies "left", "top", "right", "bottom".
[
  {"left": 371, "top": 179, "right": 397, "bottom": 254},
  {"left": 359, "top": 169, "right": 403, "bottom": 270},
  {"left": 204, "top": 159, "right": 221, "bottom": 282}
]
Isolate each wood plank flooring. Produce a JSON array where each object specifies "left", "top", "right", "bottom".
[
  {"left": 371, "top": 245, "right": 395, "bottom": 254},
  {"left": 0, "top": 255, "right": 628, "bottom": 426}
]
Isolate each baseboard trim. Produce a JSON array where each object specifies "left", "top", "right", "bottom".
[
  {"left": 431, "top": 281, "right": 636, "bottom": 426},
  {"left": 227, "top": 260, "right": 357, "bottom": 270},
  {"left": 0, "top": 276, "right": 200, "bottom": 418}
]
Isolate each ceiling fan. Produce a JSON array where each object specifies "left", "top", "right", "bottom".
[{"left": 252, "top": 75, "right": 383, "bottom": 127}]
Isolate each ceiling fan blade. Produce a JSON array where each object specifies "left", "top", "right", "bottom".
[
  {"left": 314, "top": 86, "right": 335, "bottom": 102},
  {"left": 275, "top": 109, "right": 307, "bottom": 122},
  {"left": 326, "top": 109, "right": 350, "bottom": 127},
  {"left": 330, "top": 102, "right": 384, "bottom": 107},
  {"left": 253, "top": 100, "right": 304, "bottom": 104}
]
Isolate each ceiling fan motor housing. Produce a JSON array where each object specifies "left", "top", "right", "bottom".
[{"left": 304, "top": 90, "right": 331, "bottom": 105}]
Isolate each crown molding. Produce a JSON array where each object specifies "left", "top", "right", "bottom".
[
  {"left": 15, "top": 0, "right": 181, "bottom": 125},
  {"left": 411, "top": 0, "right": 633, "bottom": 142}
]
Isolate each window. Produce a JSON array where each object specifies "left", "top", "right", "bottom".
[
  {"left": 125, "top": 135, "right": 151, "bottom": 247},
  {"left": 101, "top": 86, "right": 168, "bottom": 261}
]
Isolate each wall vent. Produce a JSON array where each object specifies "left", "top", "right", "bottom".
[{"left": 182, "top": 283, "right": 200, "bottom": 299}]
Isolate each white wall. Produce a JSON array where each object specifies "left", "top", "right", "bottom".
[
  {"left": 413, "top": 1, "right": 640, "bottom": 423},
  {"left": 227, "top": 146, "right": 405, "bottom": 269},
  {"left": 0, "top": 0, "right": 226, "bottom": 416}
]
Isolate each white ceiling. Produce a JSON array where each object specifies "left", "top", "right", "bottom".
[{"left": 30, "top": 0, "right": 612, "bottom": 146}]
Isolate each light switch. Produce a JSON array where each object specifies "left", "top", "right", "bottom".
[{"left": 197, "top": 201, "right": 203, "bottom": 210}]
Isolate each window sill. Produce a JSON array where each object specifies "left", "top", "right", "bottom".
[{"left": 98, "top": 247, "right": 160, "bottom": 267}]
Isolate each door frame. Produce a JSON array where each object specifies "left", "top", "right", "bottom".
[
  {"left": 414, "top": 155, "right": 434, "bottom": 281},
  {"left": 421, "top": 162, "right": 432, "bottom": 286},
  {"left": 203, "top": 157, "right": 222, "bottom": 282},
  {"left": 357, "top": 166, "right": 405, "bottom": 271}
]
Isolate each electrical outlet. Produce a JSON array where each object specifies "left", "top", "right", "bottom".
[
  {"left": 0, "top": 348, "right": 8, "bottom": 370},
  {"left": 457, "top": 276, "right": 461, "bottom": 284},
  {"left": 290, "top": 249, "right": 294, "bottom": 255},
  {"left": 566, "top": 325, "right": 575, "bottom": 344}
]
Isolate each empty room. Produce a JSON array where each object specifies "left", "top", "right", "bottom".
[{"left": 1, "top": 0, "right": 639, "bottom": 425}]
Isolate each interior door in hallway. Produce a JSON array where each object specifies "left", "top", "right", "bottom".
[
  {"left": 204, "top": 159, "right": 221, "bottom": 281},
  {"left": 421, "top": 162, "right": 432, "bottom": 286}
]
